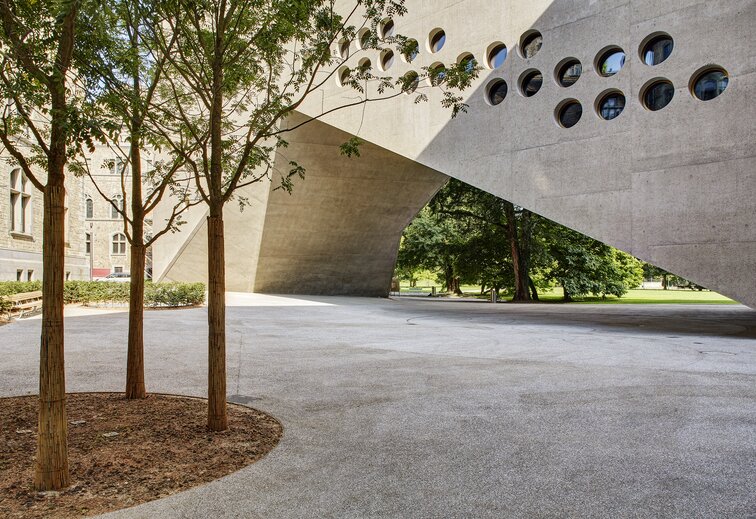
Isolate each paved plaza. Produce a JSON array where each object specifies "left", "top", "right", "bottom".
[{"left": 2, "top": 295, "right": 755, "bottom": 518}]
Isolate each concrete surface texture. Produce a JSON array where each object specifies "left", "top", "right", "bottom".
[
  {"left": 155, "top": 0, "right": 756, "bottom": 308},
  {"left": 2, "top": 296, "right": 755, "bottom": 518}
]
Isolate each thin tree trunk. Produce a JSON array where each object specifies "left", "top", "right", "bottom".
[
  {"left": 563, "top": 286, "right": 573, "bottom": 302},
  {"left": 528, "top": 277, "right": 539, "bottom": 301},
  {"left": 504, "top": 202, "right": 529, "bottom": 302},
  {"left": 126, "top": 243, "right": 146, "bottom": 399},
  {"left": 207, "top": 207, "right": 227, "bottom": 431},
  {"left": 35, "top": 177, "right": 69, "bottom": 491}
]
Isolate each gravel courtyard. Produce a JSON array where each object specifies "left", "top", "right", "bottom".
[{"left": 2, "top": 294, "right": 755, "bottom": 518}]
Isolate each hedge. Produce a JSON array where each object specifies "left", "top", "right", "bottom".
[{"left": 0, "top": 280, "right": 205, "bottom": 311}]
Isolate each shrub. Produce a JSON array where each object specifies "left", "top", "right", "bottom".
[{"left": 1, "top": 280, "right": 205, "bottom": 311}]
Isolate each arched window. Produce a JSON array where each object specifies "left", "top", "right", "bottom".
[
  {"left": 112, "top": 233, "right": 127, "bottom": 255},
  {"left": 85, "top": 197, "right": 94, "bottom": 219},
  {"left": 111, "top": 194, "right": 124, "bottom": 219},
  {"left": 10, "top": 168, "right": 32, "bottom": 234}
]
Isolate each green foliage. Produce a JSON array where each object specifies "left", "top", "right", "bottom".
[{"left": 0, "top": 281, "right": 205, "bottom": 310}]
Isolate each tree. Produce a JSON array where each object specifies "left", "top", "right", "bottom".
[
  {"left": 152, "top": 0, "right": 478, "bottom": 430},
  {"left": 77, "top": 0, "right": 198, "bottom": 399},
  {"left": 0, "top": 0, "right": 91, "bottom": 490}
]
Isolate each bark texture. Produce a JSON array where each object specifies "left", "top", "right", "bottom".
[{"left": 206, "top": 211, "right": 227, "bottom": 431}]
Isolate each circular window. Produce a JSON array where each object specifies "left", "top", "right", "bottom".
[
  {"left": 557, "top": 100, "right": 582, "bottom": 128},
  {"left": 519, "top": 69, "right": 543, "bottom": 97},
  {"left": 358, "top": 29, "right": 372, "bottom": 50},
  {"left": 338, "top": 39, "right": 350, "bottom": 60},
  {"left": 337, "top": 66, "right": 351, "bottom": 87},
  {"left": 642, "top": 79, "right": 675, "bottom": 111},
  {"left": 556, "top": 58, "right": 582, "bottom": 87},
  {"left": 691, "top": 67, "right": 729, "bottom": 101},
  {"left": 429, "top": 29, "right": 446, "bottom": 53},
  {"left": 429, "top": 63, "right": 447, "bottom": 86},
  {"left": 641, "top": 34, "right": 673, "bottom": 66},
  {"left": 380, "top": 49, "right": 395, "bottom": 71},
  {"left": 380, "top": 19, "right": 395, "bottom": 39},
  {"left": 597, "top": 90, "right": 626, "bottom": 120},
  {"left": 457, "top": 53, "right": 477, "bottom": 73},
  {"left": 487, "top": 43, "right": 508, "bottom": 69},
  {"left": 402, "top": 39, "right": 419, "bottom": 63},
  {"left": 358, "top": 58, "right": 372, "bottom": 72},
  {"left": 596, "top": 47, "right": 626, "bottom": 77},
  {"left": 486, "top": 79, "right": 508, "bottom": 106},
  {"left": 520, "top": 31, "right": 543, "bottom": 59},
  {"left": 401, "top": 71, "right": 420, "bottom": 94}
]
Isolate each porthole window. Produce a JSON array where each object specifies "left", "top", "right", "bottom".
[
  {"left": 338, "top": 39, "right": 350, "bottom": 60},
  {"left": 380, "top": 49, "right": 395, "bottom": 71},
  {"left": 429, "top": 29, "right": 446, "bottom": 53},
  {"left": 691, "top": 67, "right": 729, "bottom": 101},
  {"left": 556, "top": 59, "right": 582, "bottom": 87},
  {"left": 642, "top": 34, "right": 673, "bottom": 66},
  {"left": 597, "top": 90, "right": 626, "bottom": 120},
  {"left": 402, "top": 39, "right": 419, "bottom": 63},
  {"left": 597, "top": 47, "right": 626, "bottom": 77},
  {"left": 557, "top": 100, "right": 582, "bottom": 128},
  {"left": 486, "top": 79, "right": 508, "bottom": 106},
  {"left": 358, "top": 58, "right": 372, "bottom": 72},
  {"left": 380, "top": 19, "right": 395, "bottom": 39},
  {"left": 519, "top": 69, "right": 543, "bottom": 97},
  {"left": 337, "top": 66, "right": 351, "bottom": 87},
  {"left": 358, "top": 29, "right": 372, "bottom": 50},
  {"left": 401, "top": 71, "right": 420, "bottom": 94},
  {"left": 642, "top": 79, "right": 675, "bottom": 111},
  {"left": 429, "top": 63, "right": 447, "bottom": 86},
  {"left": 487, "top": 43, "right": 508, "bottom": 69},
  {"left": 520, "top": 31, "right": 543, "bottom": 59},
  {"left": 457, "top": 53, "right": 477, "bottom": 73}
]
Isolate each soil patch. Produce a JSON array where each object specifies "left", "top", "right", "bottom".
[{"left": 0, "top": 393, "right": 283, "bottom": 518}]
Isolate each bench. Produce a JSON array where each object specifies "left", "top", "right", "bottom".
[{"left": 2, "top": 291, "right": 43, "bottom": 318}]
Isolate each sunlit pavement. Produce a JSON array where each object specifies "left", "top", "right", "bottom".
[{"left": 2, "top": 295, "right": 755, "bottom": 518}]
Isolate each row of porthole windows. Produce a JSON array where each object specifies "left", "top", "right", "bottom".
[{"left": 486, "top": 68, "right": 729, "bottom": 128}]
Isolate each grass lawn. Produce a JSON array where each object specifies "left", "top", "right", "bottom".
[{"left": 397, "top": 284, "right": 737, "bottom": 305}]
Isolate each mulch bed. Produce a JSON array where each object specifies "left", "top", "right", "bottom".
[{"left": 0, "top": 393, "right": 283, "bottom": 518}]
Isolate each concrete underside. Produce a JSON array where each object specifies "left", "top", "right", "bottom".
[{"left": 2, "top": 297, "right": 754, "bottom": 518}]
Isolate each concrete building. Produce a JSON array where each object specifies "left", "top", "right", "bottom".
[{"left": 154, "top": 0, "right": 756, "bottom": 308}]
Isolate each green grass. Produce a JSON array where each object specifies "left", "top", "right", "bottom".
[{"left": 397, "top": 283, "right": 738, "bottom": 305}]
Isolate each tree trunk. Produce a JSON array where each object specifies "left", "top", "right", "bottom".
[
  {"left": 207, "top": 207, "right": 227, "bottom": 431},
  {"left": 125, "top": 126, "right": 146, "bottom": 399},
  {"left": 35, "top": 178, "right": 69, "bottom": 491},
  {"left": 563, "top": 286, "right": 573, "bottom": 302},
  {"left": 528, "top": 277, "right": 540, "bottom": 301},
  {"left": 504, "top": 202, "right": 530, "bottom": 302},
  {"left": 126, "top": 243, "right": 146, "bottom": 399}
]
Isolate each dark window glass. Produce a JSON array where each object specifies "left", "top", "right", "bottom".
[
  {"left": 693, "top": 69, "right": 729, "bottom": 101},
  {"left": 402, "top": 71, "right": 419, "bottom": 94},
  {"left": 339, "top": 67, "right": 351, "bottom": 86},
  {"left": 459, "top": 54, "right": 476, "bottom": 73},
  {"left": 359, "top": 30, "right": 371, "bottom": 49},
  {"left": 643, "top": 35, "right": 673, "bottom": 66},
  {"left": 430, "top": 65, "right": 447, "bottom": 86},
  {"left": 521, "top": 70, "right": 543, "bottom": 97},
  {"left": 487, "top": 80, "right": 508, "bottom": 105},
  {"left": 430, "top": 31, "right": 446, "bottom": 53},
  {"left": 403, "top": 39, "right": 419, "bottom": 62},
  {"left": 381, "top": 19, "right": 395, "bottom": 39},
  {"left": 380, "top": 50, "right": 395, "bottom": 71},
  {"left": 488, "top": 44, "right": 507, "bottom": 69},
  {"left": 522, "top": 32, "right": 543, "bottom": 58},
  {"left": 599, "top": 92, "right": 626, "bottom": 120},
  {"left": 644, "top": 80, "right": 675, "bottom": 111},
  {"left": 339, "top": 40, "right": 350, "bottom": 59},
  {"left": 85, "top": 198, "right": 93, "bottom": 219},
  {"left": 557, "top": 59, "right": 582, "bottom": 87},
  {"left": 598, "top": 48, "right": 625, "bottom": 77},
  {"left": 358, "top": 59, "right": 371, "bottom": 72},
  {"left": 558, "top": 101, "right": 582, "bottom": 128}
]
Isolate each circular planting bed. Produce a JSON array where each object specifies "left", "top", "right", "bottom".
[{"left": 0, "top": 393, "right": 283, "bottom": 518}]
